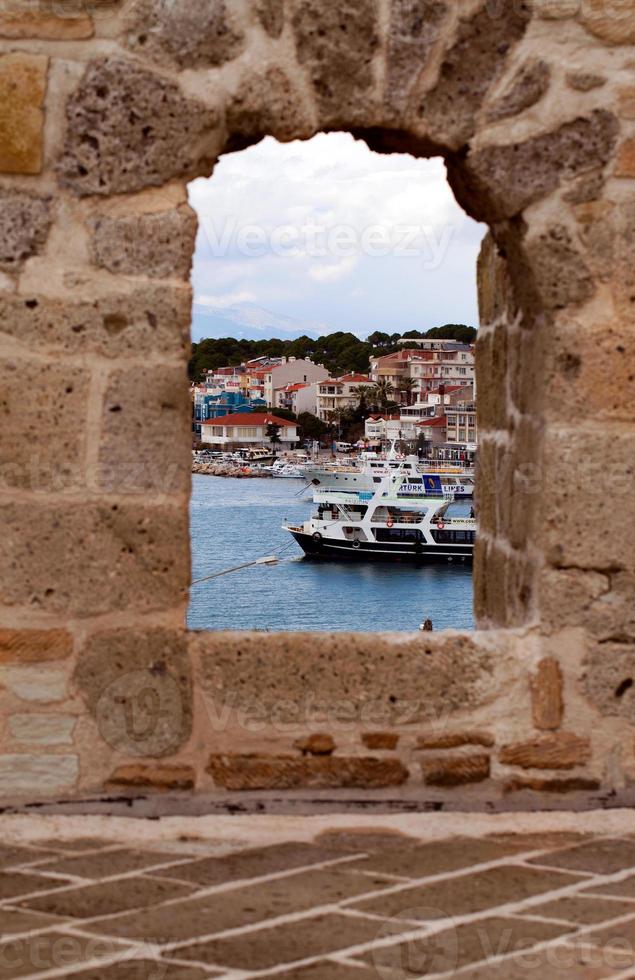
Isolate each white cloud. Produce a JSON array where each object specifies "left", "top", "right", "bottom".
[
  {"left": 196, "top": 290, "right": 255, "bottom": 308},
  {"left": 308, "top": 256, "right": 358, "bottom": 283}
]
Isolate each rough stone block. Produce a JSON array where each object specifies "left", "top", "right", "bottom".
[
  {"left": 74, "top": 629, "right": 192, "bottom": 757},
  {"left": 293, "top": 734, "right": 335, "bottom": 755},
  {"left": 291, "top": 0, "right": 380, "bottom": 125},
  {"left": 0, "top": 288, "right": 192, "bottom": 360},
  {"left": 419, "top": 2, "right": 530, "bottom": 147},
  {"left": 90, "top": 205, "right": 197, "bottom": 280},
  {"left": 525, "top": 224, "right": 595, "bottom": 310},
  {"left": 562, "top": 168, "right": 605, "bottom": 204},
  {"left": 417, "top": 731, "right": 494, "bottom": 749},
  {"left": 476, "top": 326, "right": 508, "bottom": 431},
  {"left": 539, "top": 567, "right": 635, "bottom": 641},
  {"left": 541, "top": 427, "right": 635, "bottom": 572},
  {"left": 0, "top": 52, "right": 48, "bottom": 174},
  {"left": 361, "top": 732, "right": 399, "bottom": 750},
  {"left": 0, "top": 666, "right": 68, "bottom": 703},
  {"left": 194, "top": 631, "right": 509, "bottom": 726},
  {"left": 616, "top": 138, "right": 635, "bottom": 178},
  {"left": 9, "top": 714, "right": 76, "bottom": 745},
  {"left": 0, "top": 629, "right": 72, "bottom": 664},
  {"left": 567, "top": 71, "right": 606, "bottom": 92},
  {"left": 474, "top": 539, "right": 536, "bottom": 628},
  {"left": 0, "top": 191, "right": 51, "bottom": 271},
  {"left": 453, "top": 110, "right": 619, "bottom": 221},
  {"left": 477, "top": 232, "right": 517, "bottom": 326},
  {"left": 582, "top": 643, "right": 635, "bottom": 721},
  {"left": 256, "top": 0, "right": 285, "bottom": 37},
  {"left": 0, "top": 358, "right": 89, "bottom": 493},
  {"left": 500, "top": 732, "right": 591, "bottom": 770},
  {"left": 504, "top": 776, "right": 600, "bottom": 794},
  {"left": 619, "top": 87, "right": 635, "bottom": 119},
  {"left": 126, "top": 0, "right": 245, "bottom": 68},
  {"left": 0, "top": 754, "right": 78, "bottom": 798},
  {"left": 531, "top": 658, "right": 563, "bottom": 731},
  {"left": 106, "top": 763, "right": 195, "bottom": 791},
  {"left": 386, "top": 0, "right": 448, "bottom": 114},
  {"left": 580, "top": 0, "right": 635, "bottom": 44},
  {"left": 207, "top": 754, "right": 409, "bottom": 790},
  {"left": 533, "top": 0, "right": 579, "bottom": 17},
  {"left": 486, "top": 59, "right": 551, "bottom": 123},
  {"left": 0, "top": 9, "right": 93, "bottom": 38},
  {"left": 97, "top": 365, "right": 191, "bottom": 494},
  {"left": 0, "top": 501, "right": 189, "bottom": 617},
  {"left": 226, "top": 67, "right": 314, "bottom": 146},
  {"left": 420, "top": 753, "right": 490, "bottom": 786},
  {"left": 58, "top": 58, "right": 216, "bottom": 196}
]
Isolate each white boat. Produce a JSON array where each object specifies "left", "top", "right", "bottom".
[
  {"left": 304, "top": 454, "right": 475, "bottom": 498},
  {"left": 283, "top": 472, "right": 475, "bottom": 563},
  {"left": 269, "top": 458, "right": 308, "bottom": 479}
]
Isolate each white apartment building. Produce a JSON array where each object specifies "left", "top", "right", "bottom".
[
  {"left": 369, "top": 343, "right": 475, "bottom": 400},
  {"left": 263, "top": 358, "right": 329, "bottom": 406},
  {"left": 275, "top": 382, "right": 320, "bottom": 416},
  {"left": 201, "top": 413, "right": 299, "bottom": 449},
  {"left": 316, "top": 374, "right": 377, "bottom": 422}
]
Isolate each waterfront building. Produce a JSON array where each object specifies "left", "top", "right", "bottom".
[
  {"left": 263, "top": 358, "right": 329, "bottom": 407},
  {"left": 316, "top": 374, "right": 377, "bottom": 422},
  {"left": 201, "top": 412, "right": 300, "bottom": 450},
  {"left": 369, "top": 342, "right": 475, "bottom": 402},
  {"left": 275, "top": 381, "right": 320, "bottom": 416}
]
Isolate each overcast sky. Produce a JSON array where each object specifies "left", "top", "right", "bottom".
[{"left": 188, "top": 132, "right": 486, "bottom": 338}]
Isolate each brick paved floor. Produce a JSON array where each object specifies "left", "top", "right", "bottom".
[{"left": 3, "top": 819, "right": 635, "bottom": 977}]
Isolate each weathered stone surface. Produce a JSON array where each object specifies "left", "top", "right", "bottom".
[
  {"left": 504, "top": 776, "right": 600, "bottom": 794},
  {"left": 420, "top": 753, "right": 491, "bottom": 786},
  {"left": 417, "top": 731, "right": 494, "bottom": 749},
  {"left": 194, "top": 632, "right": 506, "bottom": 725},
  {"left": 0, "top": 502, "right": 189, "bottom": 617},
  {"left": 0, "top": 629, "right": 72, "bottom": 664},
  {"left": 0, "top": 191, "right": 51, "bottom": 271},
  {"left": 74, "top": 629, "right": 192, "bottom": 757},
  {"left": 541, "top": 428, "right": 635, "bottom": 572},
  {"left": 97, "top": 365, "right": 190, "bottom": 494},
  {"left": 9, "top": 714, "right": 76, "bottom": 745},
  {"left": 226, "top": 67, "right": 314, "bottom": 146},
  {"left": 22, "top": 877, "right": 196, "bottom": 921},
  {"left": 106, "top": 763, "right": 195, "bottom": 791},
  {"left": 477, "top": 231, "right": 517, "bottom": 326},
  {"left": 0, "top": 666, "right": 68, "bottom": 703},
  {"left": 476, "top": 329, "right": 508, "bottom": 434},
  {"left": 0, "top": 52, "right": 47, "bottom": 174},
  {"left": 207, "top": 754, "right": 409, "bottom": 790},
  {"left": 0, "top": 9, "right": 93, "bottom": 38},
  {"left": 540, "top": 567, "right": 635, "bottom": 641},
  {"left": 419, "top": 2, "right": 530, "bottom": 147},
  {"left": 386, "top": 0, "right": 448, "bottom": 114},
  {"left": 531, "top": 658, "right": 563, "bottom": 731},
  {"left": 500, "top": 732, "right": 591, "bottom": 770},
  {"left": 567, "top": 71, "right": 606, "bottom": 92},
  {"left": 487, "top": 60, "right": 551, "bottom": 122},
  {"left": 256, "top": 0, "right": 285, "bottom": 37},
  {"left": 580, "top": 0, "right": 635, "bottom": 45},
  {"left": 562, "top": 168, "right": 605, "bottom": 204},
  {"left": 126, "top": 0, "right": 245, "bottom": 68},
  {"left": 474, "top": 537, "right": 536, "bottom": 629},
  {"left": 525, "top": 224, "right": 595, "bottom": 310},
  {"left": 293, "top": 734, "right": 335, "bottom": 755},
  {"left": 0, "top": 755, "right": 78, "bottom": 798},
  {"left": 291, "top": 0, "right": 380, "bottom": 124},
  {"left": 533, "top": 0, "right": 579, "bottom": 17},
  {"left": 452, "top": 110, "right": 619, "bottom": 221},
  {"left": 619, "top": 87, "right": 635, "bottom": 119},
  {"left": 91, "top": 205, "right": 197, "bottom": 280},
  {"left": 0, "top": 358, "right": 89, "bottom": 493},
  {"left": 583, "top": 643, "right": 635, "bottom": 721},
  {"left": 0, "top": 288, "right": 192, "bottom": 360},
  {"left": 361, "top": 732, "right": 399, "bottom": 750},
  {"left": 58, "top": 58, "right": 216, "bottom": 196},
  {"left": 616, "top": 138, "right": 635, "bottom": 178}
]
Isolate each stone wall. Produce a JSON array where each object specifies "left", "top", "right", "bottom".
[{"left": 0, "top": 0, "right": 633, "bottom": 808}]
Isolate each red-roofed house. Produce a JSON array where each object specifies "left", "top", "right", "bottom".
[
  {"left": 316, "top": 375, "right": 377, "bottom": 422},
  {"left": 275, "top": 381, "right": 319, "bottom": 416},
  {"left": 201, "top": 413, "right": 299, "bottom": 449}
]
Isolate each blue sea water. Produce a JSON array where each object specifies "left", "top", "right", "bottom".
[{"left": 188, "top": 474, "right": 474, "bottom": 632}]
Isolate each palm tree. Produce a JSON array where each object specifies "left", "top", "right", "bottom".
[
  {"left": 375, "top": 379, "right": 394, "bottom": 409},
  {"left": 398, "top": 377, "right": 417, "bottom": 407},
  {"left": 266, "top": 422, "right": 282, "bottom": 457},
  {"left": 351, "top": 385, "right": 373, "bottom": 413}
]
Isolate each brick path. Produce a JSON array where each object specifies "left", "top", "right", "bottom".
[{"left": 3, "top": 823, "right": 635, "bottom": 977}]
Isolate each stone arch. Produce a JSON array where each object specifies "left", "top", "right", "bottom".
[{"left": 1, "top": 0, "right": 633, "bottom": 805}]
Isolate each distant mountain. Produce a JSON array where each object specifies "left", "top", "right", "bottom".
[{"left": 191, "top": 301, "right": 332, "bottom": 342}]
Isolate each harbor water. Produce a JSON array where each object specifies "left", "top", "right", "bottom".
[{"left": 188, "top": 474, "right": 474, "bottom": 632}]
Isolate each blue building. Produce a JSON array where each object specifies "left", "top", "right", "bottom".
[{"left": 192, "top": 389, "right": 267, "bottom": 438}]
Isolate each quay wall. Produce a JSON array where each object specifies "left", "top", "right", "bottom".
[{"left": 0, "top": 0, "right": 634, "bottom": 809}]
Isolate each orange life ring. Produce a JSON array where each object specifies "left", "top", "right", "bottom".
[{"left": 386, "top": 517, "right": 394, "bottom": 528}]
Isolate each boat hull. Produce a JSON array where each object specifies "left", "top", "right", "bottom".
[{"left": 288, "top": 529, "right": 472, "bottom": 564}]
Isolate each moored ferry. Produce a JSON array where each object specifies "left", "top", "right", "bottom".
[
  {"left": 304, "top": 454, "right": 475, "bottom": 498},
  {"left": 283, "top": 474, "right": 475, "bottom": 563}
]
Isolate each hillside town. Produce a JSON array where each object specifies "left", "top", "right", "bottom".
[{"left": 192, "top": 336, "right": 477, "bottom": 465}]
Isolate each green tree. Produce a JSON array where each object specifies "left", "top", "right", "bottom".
[
  {"left": 297, "top": 412, "right": 328, "bottom": 442},
  {"left": 375, "top": 378, "right": 394, "bottom": 409},
  {"left": 398, "top": 377, "right": 417, "bottom": 406},
  {"left": 266, "top": 422, "right": 282, "bottom": 456}
]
